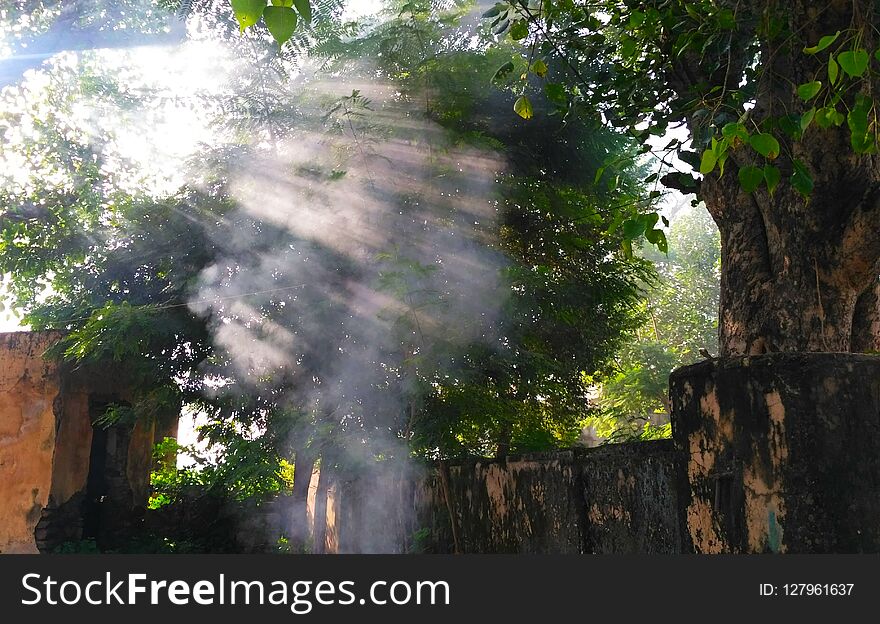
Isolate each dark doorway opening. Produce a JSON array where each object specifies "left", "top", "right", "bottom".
[
  {"left": 82, "top": 419, "right": 108, "bottom": 539},
  {"left": 82, "top": 398, "right": 131, "bottom": 544}
]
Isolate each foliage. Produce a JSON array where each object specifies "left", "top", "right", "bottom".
[
  {"left": 590, "top": 204, "right": 721, "bottom": 440},
  {"left": 480, "top": 1, "right": 880, "bottom": 202},
  {"left": 0, "top": 0, "right": 665, "bottom": 491},
  {"left": 231, "top": 0, "right": 312, "bottom": 45},
  {"left": 326, "top": 2, "right": 654, "bottom": 458},
  {"left": 149, "top": 436, "right": 295, "bottom": 508}
]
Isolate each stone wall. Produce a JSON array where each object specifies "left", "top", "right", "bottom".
[
  {"left": 0, "top": 331, "right": 174, "bottom": 553},
  {"left": 147, "top": 442, "right": 684, "bottom": 554},
  {"left": 670, "top": 353, "right": 880, "bottom": 554},
  {"left": 282, "top": 441, "right": 683, "bottom": 554},
  {"left": 404, "top": 442, "right": 683, "bottom": 554},
  {"left": 0, "top": 332, "right": 61, "bottom": 553}
]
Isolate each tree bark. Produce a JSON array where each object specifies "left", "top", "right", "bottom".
[
  {"left": 693, "top": 1, "right": 880, "bottom": 355},
  {"left": 706, "top": 171, "right": 880, "bottom": 355},
  {"left": 289, "top": 447, "right": 315, "bottom": 553},
  {"left": 310, "top": 448, "right": 336, "bottom": 554},
  {"left": 852, "top": 280, "right": 880, "bottom": 352},
  {"left": 495, "top": 422, "right": 512, "bottom": 461}
]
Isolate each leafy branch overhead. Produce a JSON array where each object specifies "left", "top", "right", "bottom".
[
  {"left": 231, "top": 0, "right": 312, "bottom": 45},
  {"left": 481, "top": 2, "right": 880, "bottom": 199}
]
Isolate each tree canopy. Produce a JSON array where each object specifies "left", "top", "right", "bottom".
[{"left": 0, "top": 0, "right": 674, "bottom": 510}]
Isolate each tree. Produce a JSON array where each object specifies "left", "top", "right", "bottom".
[
  {"left": 0, "top": 0, "right": 651, "bottom": 472},
  {"left": 322, "top": 1, "right": 653, "bottom": 459},
  {"left": 483, "top": 0, "right": 880, "bottom": 356},
  {"left": 592, "top": 202, "right": 721, "bottom": 440}
]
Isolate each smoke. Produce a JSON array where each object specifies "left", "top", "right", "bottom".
[
  {"left": 188, "top": 75, "right": 510, "bottom": 464},
  {"left": 2, "top": 0, "right": 511, "bottom": 549}
]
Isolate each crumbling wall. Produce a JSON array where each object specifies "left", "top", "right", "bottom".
[
  {"left": 670, "top": 354, "right": 880, "bottom": 553},
  {"left": 581, "top": 442, "right": 684, "bottom": 554},
  {"left": 0, "top": 332, "right": 63, "bottom": 553},
  {"left": 155, "top": 443, "right": 682, "bottom": 554},
  {"left": 0, "top": 331, "right": 173, "bottom": 553},
  {"left": 311, "top": 442, "right": 683, "bottom": 554},
  {"left": 419, "top": 454, "right": 587, "bottom": 554}
]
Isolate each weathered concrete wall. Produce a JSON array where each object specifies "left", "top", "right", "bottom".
[
  {"left": 322, "top": 442, "right": 682, "bottom": 554},
  {"left": 0, "top": 332, "right": 63, "bottom": 553},
  {"left": 418, "top": 454, "right": 587, "bottom": 553},
  {"left": 152, "top": 442, "right": 683, "bottom": 554},
  {"left": 581, "top": 442, "right": 684, "bottom": 554},
  {"left": 0, "top": 331, "right": 173, "bottom": 553},
  {"left": 670, "top": 354, "right": 880, "bottom": 553}
]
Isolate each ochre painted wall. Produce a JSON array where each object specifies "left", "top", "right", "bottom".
[
  {"left": 0, "top": 332, "right": 63, "bottom": 553},
  {"left": 1, "top": 331, "right": 174, "bottom": 553}
]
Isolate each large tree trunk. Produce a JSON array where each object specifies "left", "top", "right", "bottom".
[
  {"left": 310, "top": 447, "right": 337, "bottom": 554},
  {"left": 696, "top": 1, "right": 880, "bottom": 355},
  {"left": 706, "top": 172, "right": 880, "bottom": 356},
  {"left": 852, "top": 280, "right": 880, "bottom": 352},
  {"left": 289, "top": 447, "right": 316, "bottom": 552}
]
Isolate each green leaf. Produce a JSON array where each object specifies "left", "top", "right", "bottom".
[
  {"left": 622, "top": 218, "right": 646, "bottom": 240},
  {"left": 231, "top": 0, "right": 265, "bottom": 32},
  {"left": 815, "top": 106, "right": 835, "bottom": 128},
  {"left": 763, "top": 164, "right": 781, "bottom": 195},
  {"left": 677, "top": 150, "right": 701, "bottom": 170},
  {"left": 749, "top": 133, "right": 780, "bottom": 159},
  {"left": 271, "top": 0, "right": 293, "bottom": 6},
  {"left": 848, "top": 100, "right": 869, "bottom": 135},
  {"left": 847, "top": 93, "right": 874, "bottom": 153},
  {"left": 838, "top": 49, "right": 869, "bottom": 77},
  {"left": 800, "top": 107, "right": 815, "bottom": 133},
  {"left": 717, "top": 150, "right": 728, "bottom": 176},
  {"left": 482, "top": 3, "right": 505, "bottom": 18},
  {"left": 264, "top": 5, "right": 297, "bottom": 45},
  {"left": 663, "top": 172, "right": 698, "bottom": 189},
  {"left": 797, "top": 81, "right": 822, "bottom": 101},
  {"left": 645, "top": 225, "right": 665, "bottom": 245},
  {"left": 738, "top": 165, "right": 764, "bottom": 193},
  {"left": 791, "top": 160, "right": 813, "bottom": 197},
  {"left": 510, "top": 20, "right": 528, "bottom": 40},
  {"left": 803, "top": 31, "right": 840, "bottom": 54},
  {"left": 721, "top": 122, "right": 749, "bottom": 144},
  {"left": 545, "top": 82, "right": 566, "bottom": 105},
  {"left": 645, "top": 226, "right": 668, "bottom": 254},
  {"left": 628, "top": 10, "right": 645, "bottom": 28},
  {"left": 828, "top": 56, "right": 839, "bottom": 85},
  {"left": 716, "top": 9, "right": 736, "bottom": 30},
  {"left": 851, "top": 131, "right": 875, "bottom": 153},
  {"left": 530, "top": 59, "right": 548, "bottom": 78},
  {"left": 778, "top": 114, "right": 802, "bottom": 140},
  {"left": 492, "top": 61, "right": 515, "bottom": 82},
  {"left": 292, "top": 0, "right": 311, "bottom": 22},
  {"left": 493, "top": 18, "right": 510, "bottom": 35},
  {"left": 513, "top": 95, "right": 533, "bottom": 119},
  {"left": 699, "top": 149, "right": 717, "bottom": 174},
  {"left": 620, "top": 36, "right": 637, "bottom": 59}
]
